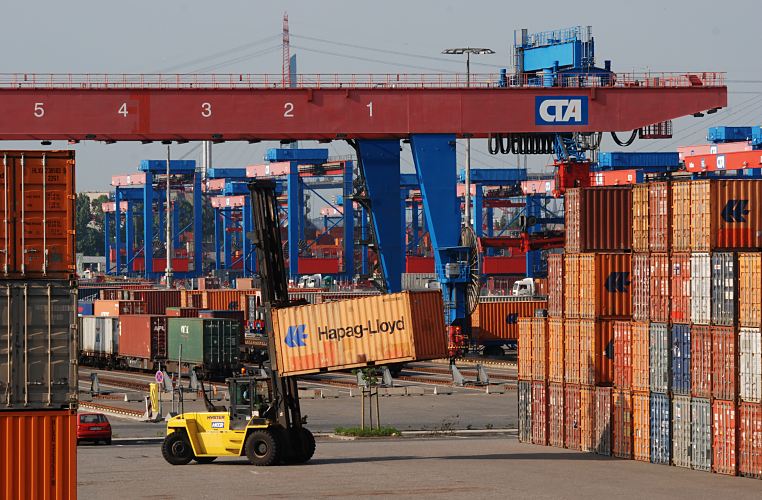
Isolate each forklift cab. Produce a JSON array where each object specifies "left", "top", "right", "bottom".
[{"left": 228, "top": 377, "right": 272, "bottom": 429}]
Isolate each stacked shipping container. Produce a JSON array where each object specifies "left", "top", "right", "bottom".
[{"left": 519, "top": 179, "right": 762, "bottom": 480}]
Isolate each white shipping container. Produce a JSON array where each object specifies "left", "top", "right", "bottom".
[
  {"left": 690, "top": 253, "right": 711, "bottom": 325},
  {"left": 79, "top": 316, "right": 119, "bottom": 355},
  {"left": 739, "top": 327, "right": 762, "bottom": 402}
]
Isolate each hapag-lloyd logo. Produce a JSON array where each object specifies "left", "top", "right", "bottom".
[{"left": 318, "top": 316, "right": 406, "bottom": 342}]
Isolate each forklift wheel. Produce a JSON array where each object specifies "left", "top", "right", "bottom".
[
  {"left": 245, "top": 430, "right": 280, "bottom": 466},
  {"left": 296, "top": 428, "right": 316, "bottom": 464},
  {"left": 161, "top": 432, "right": 194, "bottom": 466}
]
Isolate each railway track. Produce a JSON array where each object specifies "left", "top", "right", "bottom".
[
  {"left": 407, "top": 366, "right": 516, "bottom": 381},
  {"left": 79, "top": 401, "right": 145, "bottom": 418}
]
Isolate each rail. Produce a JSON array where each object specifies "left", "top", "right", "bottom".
[{"left": 0, "top": 72, "right": 725, "bottom": 89}]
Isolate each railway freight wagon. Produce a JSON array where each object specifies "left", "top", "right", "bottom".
[
  {"left": 166, "top": 318, "right": 241, "bottom": 377},
  {"left": 117, "top": 315, "right": 168, "bottom": 370},
  {"left": 79, "top": 316, "right": 120, "bottom": 367}
]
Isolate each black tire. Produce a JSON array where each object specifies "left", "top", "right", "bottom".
[
  {"left": 295, "top": 428, "right": 316, "bottom": 464},
  {"left": 76, "top": 439, "right": 81, "bottom": 446},
  {"left": 105, "top": 438, "right": 112, "bottom": 446},
  {"left": 244, "top": 430, "right": 280, "bottom": 466},
  {"left": 161, "top": 432, "right": 194, "bottom": 466},
  {"left": 282, "top": 427, "right": 316, "bottom": 465},
  {"left": 194, "top": 456, "right": 216, "bottom": 464}
]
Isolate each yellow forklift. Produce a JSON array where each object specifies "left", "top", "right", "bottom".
[{"left": 161, "top": 180, "right": 315, "bottom": 466}]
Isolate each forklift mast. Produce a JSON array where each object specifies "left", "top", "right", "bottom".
[{"left": 248, "top": 179, "right": 303, "bottom": 430}]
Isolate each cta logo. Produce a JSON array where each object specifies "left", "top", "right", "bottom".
[
  {"left": 284, "top": 324, "right": 308, "bottom": 348},
  {"left": 721, "top": 199, "right": 749, "bottom": 223},
  {"left": 535, "top": 96, "right": 588, "bottom": 125},
  {"left": 605, "top": 272, "right": 630, "bottom": 293}
]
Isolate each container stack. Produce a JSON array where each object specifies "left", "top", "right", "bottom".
[
  {"left": 0, "top": 151, "right": 78, "bottom": 497},
  {"left": 519, "top": 178, "right": 762, "bottom": 481}
]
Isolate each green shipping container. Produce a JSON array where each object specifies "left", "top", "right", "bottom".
[{"left": 167, "top": 318, "right": 240, "bottom": 371}]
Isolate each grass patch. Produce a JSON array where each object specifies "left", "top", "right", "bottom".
[{"left": 334, "top": 426, "right": 400, "bottom": 437}]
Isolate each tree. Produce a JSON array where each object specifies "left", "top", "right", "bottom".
[{"left": 75, "top": 193, "right": 107, "bottom": 256}]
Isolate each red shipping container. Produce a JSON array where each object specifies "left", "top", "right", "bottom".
[
  {"left": 580, "top": 385, "right": 596, "bottom": 452},
  {"left": 691, "top": 325, "right": 713, "bottom": 398},
  {"left": 531, "top": 381, "right": 548, "bottom": 446},
  {"left": 548, "top": 382, "right": 565, "bottom": 448},
  {"left": 631, "top": 390, "right": 650, "bottom": 462},
  {"left": 595, "top": 386, "right": 612, "bottom": 455},
  {"left": 547, "top": 253, "right": 564, "bottom": 317},
  {"left": 670, "top": 253, "right": 691, "bottom": 323},
  {"left": 580, "top": 320, "right": 614, "bottom": 386},
  {"left": 165, "top": 307, "right": 200, "bottom": 318},
  {"left": 613, "top": 321, "right": 632, "bottom": 389},
  {"left": 713, "top": 400, "right": 737, "bottom": 476},
  {"left": 632, "top": 184, "right": 649, "bottom": 253},
  {"left": 649, "top": 253, "right": 670, "bottom": 323},
  {"left": 118, "top": 315, "right": 168, "bottom": 361},
  {"left": 578, "top": 253, "right": 632, "bottom": 319},
  {"left": 564, "top": 319, "right": 581, "bottom": 385},
  {"left": 739, "top": 402, "right": 762, "bottom": 479},
  {"left": 548, "top": 319, "right": 564, "bottom": 383},
  {"left": 564, "top": 384, "right": 581, "bottom": 450},
  {"left": 631, "top": 253, "right": 650, "bottom": 322},
  {"left": 712, "top": 326, "right": 737, "bottom": 401},
  {"left": 472, "top": 300, "right": 547, "bottom": 343},
  {"left": 93, "top": 300, "right": 145, "bottom": 317},
  {"left": 612, "top": 389, "right": 633, "bottom": 459},
  {"left": 631, "top": 322, "right": 650, "bottom": 392},
  {"left": 129, "top": 289, "right": 181, "bottom": 315},
  {"left": 648, "top": 182, "right": 671, "bottom": 252},
  {"left": 565, "top": 187, "right": 633, "bottom": 253}
]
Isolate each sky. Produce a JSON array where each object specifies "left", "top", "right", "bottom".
[{"left": 2, "top": 0, "right": 761, "bottom": 191}]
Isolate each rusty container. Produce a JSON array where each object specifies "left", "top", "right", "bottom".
[
  {"left": 472, "top": 299, "right": 547, "bottom": 343},
  {"left": 713, "top": 400, "right": 738, "bottom": 476},
  {"left": 631, "top": 390, "right": 650, "bottom": 462},
  {"left": 0, "top": 410, "right": 77, "bottom": 499},
  {"left": 579, "top": 320, "right": 614, "bottom": 386},
  {"left": 165, "top": 307, "right": 200, "bottom": 317},
  {"left": 531, "top": 317, "right": 549, "bottom": 382},
  {"left": 564, "top": 254, "right": 580, "bottom": 318},
  {"left": 631, "top": 253, "right": 650, "bottom": 322},
  {"left": 648, "top": 182, "right": 671, "bottom": 252},
  {"left": 548, "top": 382, "right": 565, "bottom": 448},
  {"left": 632, "top": 184, "right": 649, "bottom": 252},
  {"left": 671, "top": 181, "right": 692, "bottom": 252},
  {"left": 129, "top": 289, "right": 181, "bottom": 315},
  {"left": 547, "top": 253, "right": 564, "bottom": 317},
  {"left": 564, "top": 319, "right": 581, "bottom": 385},
  {"left": 739, "top": 402, "right": 762, "bottom": 479},
  {"left": 564, "top": 384, "right": 581, "bottom": 450},
  {"left": 631, "top": 322, "right": 650, "bottom": 392},
  {"left": 649, "top": 253, "right": 670, "bottom": 323},
  {"left": 613, "top": 321, "right": 632, "bottom": 390},
  {"left": 565, "top": 187, "right": 632, "bottom": 253},
  {"left": 670, "top": 253, "right": 691, "bottom": 323},
  {"left": 612, "top": 388, "right": 633, "bottom": 459},
  {"left": 180, "top": 290, "right": 205, "bottom": 308},
  {"left": 595, "top": 386, "right": 612, "bottom": 456},
  {"left": 580, "top": 385, "right": 596, "bottom": 452},
  {"left": 691, "top": 325, "right": 713, "bottom": 398},
  {"left": 518, "top": 318, "right": 532, "bottom": 380},
  {"left": 92, "top": 299, "right": 145, "bottom": 317},
  {"left": 531, "top": 381, "right": 548, "bottom": 446},
  {"left": 578, "top": 253, "right": 632, "bottom": 319},
  {"left": 117, "top": 315, "right": 168, "bottom": 364},
  {"left": 271, "top": 291, "right": 447, "bottom": 376},
  {"left": 548, "top": 318, "right": 564, "bottom": 383},
  {"left": 712, "top": 325, "right": 737, "bottom": 401},
  {"left": 738, "top": 252, "right": 762, "bottom": 328},
  {"left": 0, "top": 151, "right": 76, "bottom": 279},
  {"left": 693, "top": 179, "right": 762, "bottom": 250}
]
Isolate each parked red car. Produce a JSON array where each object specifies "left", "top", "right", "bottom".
[{"left": 77, "top": 413, "right": 112, "bottom": 445}]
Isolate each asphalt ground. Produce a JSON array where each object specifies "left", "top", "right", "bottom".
[{"left": 77, "top": 435, "right": 762, "bottom": 499}]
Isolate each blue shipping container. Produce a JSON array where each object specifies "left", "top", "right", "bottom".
[
  {"left": 77, "top": 301, "right": 94, "bottom": 316},
  {"left": 597, "top": 152, "right": 680, "bottom": 169},
  {"left": 671, "top": 324, "right": 691, "bottom": 395},
  {"left": 707, "top": 126, "right": 753, "bottom": 143},
  {"left": 650, "top": 393, "right": 671, "bottom": 465}
]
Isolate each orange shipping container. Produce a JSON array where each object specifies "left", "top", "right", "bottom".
[
  {"left": 564, "top": 319, "right": 581, "bottom": 385},
  {"left": 531, "top": 381, "right": 548, "bottom": 446},
  {"left": 0, "top": 151, "right": 75, "bottom": 279},
  {"left": 531, "top": 317, "right": 549, "bottom": 382},
  {"left": 738, "top": 252, "right": 762, "bottom": 328},
  {"left": 631, "top": 390, "right": 650, "bottom": 462},
  {"left": 565, "top": 187, "right": 633, "bottom": 253},
  {"left": 648, "top": 182, "right": 671, "bottom": 252},
  {"left": 691, "top": 325, "right": 713, "bottom": 398},
  {"left": 472, "top": 299, "right": 547, "bottom": 343},
  {"left": 580, "top": 319, "right": 614, "bottom": 386},
  {"left": 564, "top": 384, "right": 581, "bottom": 450},
  {"left": 548, "top": 319, "right": 564, "bottom": 383},
  {"left": 578, "top": 253, "right": 632, "bottom": 319},
  {"left": 271, "top": 291, "right": 447, "bottom": 376},
  {"left": 564, "top": 254, "right": 580, "bottom": 318},
  {"left": 518, "top": 317, "right": 532, "bottom": 380},
  {"left": 692, "top": 179, "right": 762, "bottom": 250},
  {"left": 671, "top": 181, "right": 692, "bottom": 252},
  {"left": 649, "top": 253, "right": 670, "bottom": 323},
  {"left": 595, "top": 386, "right": 613, "bottom": 455},
  {"left": 670, "top": 253, "right": 691, "bottom": 323},
  {"left": 547, "top": 253, "right": 564, "bottom": 317},
  {"left": 0, "top": 410, "right": 77, "bottom": 500},
  {"left": 548, "top": 382, "right": 565, "bottom": 448},
  {"left": 612, "top": 389, "right": 633, "bottom": 459},
  {"left": 579, "top": 385, "right": 596, "bottom": 452},
  {"left": 631, "top": 322, "right": 650, "bottom": 392},
  {"left": 632, "top": 184, "right": 649, "bottom": 252},
  {"left": 93, "top": 299, "right": 145, "bottom": 317},
  {"left": 613, "top": 321, "right": 632, "bottom": 389},
  {"left": 631, "top": 253, "right": 650, "bottom": 322}
]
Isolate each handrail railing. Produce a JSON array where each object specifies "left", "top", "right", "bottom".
[{"left": 0, "top": 72, "right": 725, "bottom": 89}]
